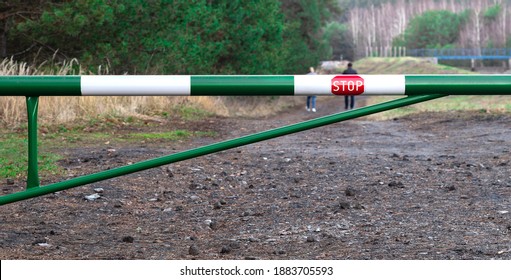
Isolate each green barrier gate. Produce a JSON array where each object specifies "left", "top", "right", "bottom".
[
  {"left": 0, "top": 74, "right": 510, "bottom": 205},
  {"left": 1, "top": 75, "right": 511, "bottom": 96}
]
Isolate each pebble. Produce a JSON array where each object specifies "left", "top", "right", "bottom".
[
  {"left": 6, "top": 179, "right": 15, "bottom": 185},
  {"left": 336, "top": 222, "right": 350, "bottom": 230},
  {"left": 229, "top": 241, "right": 240, "bottom": 249},
  {"left": 84, "top": 193, "right": 101, "bottom": 201},
  {"left": 388, "top": 181, "right": 405, "bottom": 188},
  {"left": 339, "top": 201, "right": 351, "bottom": 209},
  {"left": 352, "top": 203, "right": 365, "bottom": 210},
  {"left": 306, "top": 236, "right": 316, "bottom": 242},
  {"left": 166, "top": 166, "right": 174, "bottom": 177},
  {"left": 32, "top": 239, "right": 47, "bottom": 245},
  {"left": 122, "top": 236, "right": 134, "bottom": 243},
  {"left": 242, "top": 210, "right": 254, "bottom": 217},
  {"left": 345, "top": 187, "right": 356, "bottom": 197},
  {"left": 209, "top": 220, "right": 219, "bottom": 230},
  {"left": 189, "top": 245, "right": 200, "bottom": 256},
  {"left": 213, "top": 202, "right": 223, "bottom": 209},
  {"left": 93, "top": 188, "right": 104, "bottom": 193},
  {"left": 220, "top": 246, "right": 232, "bottom": 254}
]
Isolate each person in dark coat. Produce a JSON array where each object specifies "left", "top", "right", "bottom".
[{"left": 342, "top": 62, "right": 357, "bottom": 110}]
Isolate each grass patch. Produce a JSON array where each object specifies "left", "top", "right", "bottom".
[
  {"left": 0, "top": 133, "right": 62, "bottom": 179},
  {"left": 42, "top": 128, "right": 217, "bottom": 145},
  {"left": 366, "top": 96, "right": 511, "bottom": 120},
  {"left": 350, "top": 57, "right": 510, "bottom": 119},
  {"left": 0, "top": 123, "right": 217, "bottom": 178},
  {"left": 0, "top": 128, "right": 217, "bottom": 179},
  {"left": 354, "top": 57, "right": 473, "bottom": 74},
  {"left": 128, "top": 130, "right": 217, "bottom": 141},
  {"left": 175, "top": 105, "right": 214, "bottom": 121}
]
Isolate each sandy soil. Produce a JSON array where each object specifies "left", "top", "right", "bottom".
[{"left": 1, "top": 96, "right": 511, "bottom": 260}]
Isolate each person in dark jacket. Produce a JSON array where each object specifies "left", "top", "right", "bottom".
[{"left": 342, "top": 62, "right": 357, "bottom": 110}]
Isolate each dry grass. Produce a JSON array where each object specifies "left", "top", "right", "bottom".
[
  {"left": 1, "top": 58, "right": 295, "bottom": 128},
  {"left": 4, "top": 56, "right": 497, "bottom": 127},
  {"left": 353, "top": 57, "right": 474, "bottom": 75}
]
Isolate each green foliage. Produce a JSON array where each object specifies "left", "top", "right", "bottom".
[
  {"left": 397, "top": 10, "right": 463, "bottom": 49},
  {"left": 7, "top": 0, "right": 339, "bottom": 75},
  {"left": 280, "top": 0, "right": 340, "bottom": 73},
  {"left": 322, "top": 22, "right": 354, "bottom": 61},
  {"left": 10, "top": 0, "right": 285, "bottom": 74},
  {"left": 392, "top": 34, "right": 406, "bottom": 48},
  {"left": 458, "top": 8, "right": 472, "bottom": 24},
  {"left": 484, "top": 4, "right": 501, "bottom": 21}
]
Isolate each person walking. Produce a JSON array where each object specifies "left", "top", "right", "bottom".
[
  {"left": 342, "top": 62, "right": 357, "bottom": 110},
  {"left": 306, "top": 67, "right": 317, "bottom": 112}
]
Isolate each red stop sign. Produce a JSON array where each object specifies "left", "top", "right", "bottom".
[{"left": 331, "top": 75, "right": 364, "bottom": 95}]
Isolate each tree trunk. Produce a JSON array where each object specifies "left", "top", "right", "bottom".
[{"left": 0, "top": 20, "right": 6, "bottom": 57}]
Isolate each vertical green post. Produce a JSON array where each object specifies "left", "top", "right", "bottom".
[{"left": 26, "top": 96, "right": 40, "bottom": 189}]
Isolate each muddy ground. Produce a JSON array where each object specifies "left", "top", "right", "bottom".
[{"left": 1, "top": 96, "right": 511, "bottom": 260}]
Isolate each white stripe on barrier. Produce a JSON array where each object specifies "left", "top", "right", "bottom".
[
  {"left": 362, "top": 75, "right": 405, "bottom": 95},
  {"left": 81, "top": 75, "right": 191, "bottom": 96},
  {"left": 294, "top": 75, "right": 333, "bottom": 95}
]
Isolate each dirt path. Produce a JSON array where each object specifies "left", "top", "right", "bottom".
[{"left": 1, "top": 96, "right": 511, "bottom": 260}]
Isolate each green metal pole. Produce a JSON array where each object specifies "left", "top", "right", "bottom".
[
  {"left": 26, "top": 96, "right": 40, "bottom": 189},
  {"left": 0, "top": 94, "right": 447, "bottom": 205},
  {"left": 2, "top": 75, "right": 511, "bottom": 96}
]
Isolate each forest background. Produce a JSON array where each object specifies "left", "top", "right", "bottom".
[
  {"left": 2, "top": 0, "right": 511, "bottom": 75},
  {"left": 1, "top": 0, "right": 511, "bottom": 126}
]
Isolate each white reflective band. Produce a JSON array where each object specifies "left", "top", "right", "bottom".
[
  {"left": 361, "top": 75, "right": 405, "bottom": 95},
  {"left": 294, "top": 74, "right": 406, "bottom": 95},
  {"left": 81, "top": 75, "right": 191, "bottom": 96},
  {"left": 294, "top": 75, "right": 334, "bottom": 95}
]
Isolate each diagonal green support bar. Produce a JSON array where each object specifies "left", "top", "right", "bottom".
[{"left": 0, "top": 94, "right": 447, "bottom": 206}]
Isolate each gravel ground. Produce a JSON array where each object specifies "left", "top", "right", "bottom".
[{"left": 1, "top": 96, "right": 511, "bottom": 260}]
